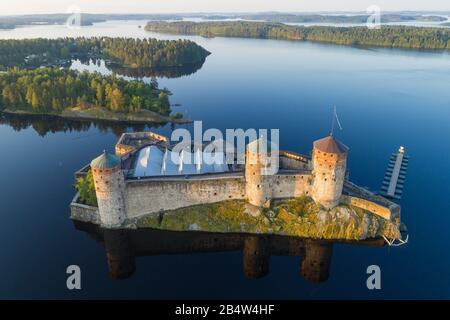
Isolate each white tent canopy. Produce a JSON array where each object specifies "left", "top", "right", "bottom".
[{"left": 133, "top": 145, "right": 229, "bottom": 178}]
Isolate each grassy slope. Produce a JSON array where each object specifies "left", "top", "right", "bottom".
[{"left": 134, "top": 196, "right": 401, "bottom": 241}]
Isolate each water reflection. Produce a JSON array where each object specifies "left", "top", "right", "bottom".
[
  {"left": 107, "top": 60, "right": 207, "bottom": 78},
  {"left": 0, "top": 112, "right": 168, "bottom": 138},
  {"left": 74, "top": 221, "right": 385, "bottom": 283},
  {"left": 71, "top": 57, "right": 207, "bottom": 79}
]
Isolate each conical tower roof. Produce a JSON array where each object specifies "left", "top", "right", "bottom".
[
  {"left": 313, "top": 136, "right": 349, "bottom": 154},
  {"left": 91, "top": 151, "right": 121, "bottom": 169}
]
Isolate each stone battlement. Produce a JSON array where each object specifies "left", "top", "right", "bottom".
[{"left": 116, "top": 132, "right": 169, "bottom": 157}]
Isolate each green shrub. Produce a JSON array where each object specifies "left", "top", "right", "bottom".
[{"left": 75, "top": 170, "right": 97, "bottom": 207}]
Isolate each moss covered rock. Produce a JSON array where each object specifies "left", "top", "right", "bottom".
[{"left": 133, "top": 196, "right": 401, "bottom": 240}]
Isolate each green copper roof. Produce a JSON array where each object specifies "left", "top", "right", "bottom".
[{"left": 91, "top": 151, "right": 121, "bottom": 169}]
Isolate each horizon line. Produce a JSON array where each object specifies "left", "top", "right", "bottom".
[{"left": 1, "top": 10, "right": 450, "bottom": 17}]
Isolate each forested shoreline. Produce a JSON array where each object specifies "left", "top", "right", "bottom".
[
  {"left": 202, "top": 13, "right": 448, "bottom": 24},
  {"left": 0, "top": 37, "right": 211, "bottom": 122},
  {"left": 0, "top": 68, "right": 174, "bottom": 118},
  {"left": 145, "top": 21, "right": 450, "bottom": 50},
  {"left": 0, "top": 37, "right": 210, "bottom": 70}
]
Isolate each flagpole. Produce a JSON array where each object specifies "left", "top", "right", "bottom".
[{"left": 330, "top": 105, "right": 336, "bottom": 136}]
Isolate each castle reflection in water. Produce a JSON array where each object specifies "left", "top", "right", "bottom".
[{"left": 74, "top": 221, "right": 385, "bottom": 283}]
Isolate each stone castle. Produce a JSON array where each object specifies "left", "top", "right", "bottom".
[{"left": 71, "top": 132, "right": 400, "bottom": 228}]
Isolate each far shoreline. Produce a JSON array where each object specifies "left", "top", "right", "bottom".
[{"left": 1, "top": 108, "right": 192, "bottom": 125}]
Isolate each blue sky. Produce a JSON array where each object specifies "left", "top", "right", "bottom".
[{"left": 0, "top": 0, "right": 448, "bottom": 15}]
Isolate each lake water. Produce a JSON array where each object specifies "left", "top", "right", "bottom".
[{"left": 1, "top": 20, "right": 450, "bottom": 299}]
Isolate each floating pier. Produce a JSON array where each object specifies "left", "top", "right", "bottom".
[{"left": 380, "top": 146, "right": 409, "bottom": 200}]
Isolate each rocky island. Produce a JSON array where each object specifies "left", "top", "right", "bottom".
[
  {"left": 0, "top": 68, "right": 185, "bottom": 124},
  {"left": 70, "top": 131, "right": 405, "bottom": 242}
]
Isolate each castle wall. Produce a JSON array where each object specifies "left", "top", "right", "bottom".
[
  {"left": 115, "top": 144, "right": 134, "bottom": 157},
  {"left": 279, "top": 155, "right": 310, "bottom": 171},
  {"left": 70, "top": 194, "right": 100, "bottom": 225},
  {"left": 340, "top": 195, "right": 393, "bottom": 220},
  {"left": 123, "top": 172, "right": 313, "bottom": 218},
  {"left": 116, "top": 132, "right": 169, "bottom": 156},
  {"left": 272, "top": 173, "right": 312, "bottom": 199},
  {"left": 125, "top": 176, "right": 246, "bottom": 218}
]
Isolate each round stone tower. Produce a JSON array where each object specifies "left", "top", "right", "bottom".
[
  {"left": 91, "top": 151, "right": 127, "bottom": 227},
  {"left": 311, "top": 135, "right": 349, "bottom": 209},
  {"left": 245, "top": 138, "right": 273, "bottom": 207}
]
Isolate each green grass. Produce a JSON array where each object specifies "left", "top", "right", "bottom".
[{"left": 135, "top": 196, "right": 401, "bottom": 240}]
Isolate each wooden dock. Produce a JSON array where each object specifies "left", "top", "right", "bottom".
[{"left": 380, "top": 146, "right": 409, "bottom": 200}]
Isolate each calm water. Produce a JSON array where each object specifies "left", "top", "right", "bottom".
[{"left": 1, "top": 20, "right": 450, "bottom": 299}]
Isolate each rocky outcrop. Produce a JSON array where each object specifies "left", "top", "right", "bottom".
[{"left": 134, "top": 196, "right": 402, "bottom": 241}]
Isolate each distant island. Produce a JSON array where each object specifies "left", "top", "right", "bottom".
[
  {"left": 0, "top": 68, "right": 186, "bottom": 124},
  {"left": 0, "top": 13, "right": 184, "bottom": 30},
  {"left": 1, "top": 12, "right": 448, "bottom": 30},
  {"left": 0, "top": 37, "right": 211, "bottom": 70},
  {"left": 201, "top": 13, "right": 448, "bottom": 24},
  {"left": 145, "top": 21, "right": 450, "bottom": 50}
]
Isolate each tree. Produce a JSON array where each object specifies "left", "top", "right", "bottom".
[
  {"left": 131, "top": 96, "right": 142, "bottom": 112},
  {"left": 109, "top": 88, "right": 124, "bottom": 112},
  {"left": 95, "top": 84, "right": 104, "bottom": 105},
  {"left": 75, "top": 170, "right": 97, "bottom": 207},
  {"left": 53, "top": 97, "right": 62, "bottom": 111},
  {"left": 31, "top": 91, "right": 39, "bottom": 109},
  {"left": 2, "top": 85, "right": 13, "bottom": 106}
]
